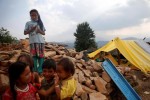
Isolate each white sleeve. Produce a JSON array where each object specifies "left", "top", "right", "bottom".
[{"left": 24, "top": 22, "right": 29, "bottom": 31}]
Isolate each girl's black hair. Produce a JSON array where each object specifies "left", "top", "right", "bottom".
[
  {"left": 8, "top": 61, "right": 28, "bottom": 100},
  {"left": 17, "top": 54, "right": 34, "bottom": 72},
  {"left": 42, "top": 59, "right": 56, "bottom": 70},
  {"left": 57, "top": 58, "right": 75, "bottom": 75},
  {"left": 30, "top": 9, "right": 45, "bottom": 31}
]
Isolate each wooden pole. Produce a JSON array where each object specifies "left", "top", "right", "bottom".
[{"left": 117, "top": 49, "right": 121, "bottom": 65}]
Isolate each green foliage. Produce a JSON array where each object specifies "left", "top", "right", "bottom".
[
  {"left": 0, "top": 27, "right": 18, "bottom": 43},
  {"left": 74, "top": 22, "right": 97, "bottom": 52}
]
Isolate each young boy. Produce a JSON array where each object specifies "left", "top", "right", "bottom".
[{"left": 40, "top": 59, "right": 57, "bottom": 100}]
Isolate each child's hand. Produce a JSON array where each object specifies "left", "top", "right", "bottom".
[
  {"left": 24, "top": 25, "right": 37, "bottom": 35},
  {"left": 30, "top": 26, "right": 37, "bottom": 32},
  {"left": 54, "top": 73, "right": 59, "bottom": 85},
  {"left": 36, "top": 27, "right": 42, "bottom": 33},
  {"left": 36, "top": 93, "right": 40, "bottom": 100},
  {"left": 35, "top": 27, "right": 45, "bottom": 35},
  {"left": 33, "top": 83, "right": 41, "bottom": 90}
]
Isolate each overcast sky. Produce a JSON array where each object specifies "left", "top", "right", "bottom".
[{"left": 0, "top": 0, "right": 150, "bottom": 42}]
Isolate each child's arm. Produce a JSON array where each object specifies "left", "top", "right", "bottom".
[
  {"left": 35, "top": 93, "right": 40, "bottom": 100},
  {"left": 55, "top": 84, "right": 61, "bottom": 99},
  {"left": 33, "top": 72, "right": 40, "bottom": 83},
  {"left": 54, "top": 73, "right": 61, "bottom": 99},
  {"left": 37, "top": 84, "right": 55, "bottom": 96},
  {"left": 24, "top": 26, "right": 37, "bottom": 35},
  {"left": 36, "top": 27, "right": 45, "bottom": 35}
]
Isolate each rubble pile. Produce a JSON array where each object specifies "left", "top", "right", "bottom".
[{"left": 0, "top": 39, "right": 138, "bottom": 100}]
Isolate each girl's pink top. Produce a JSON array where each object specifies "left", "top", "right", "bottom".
[{"left": 2, "top": 83, "right": 37, "bottom": 100}]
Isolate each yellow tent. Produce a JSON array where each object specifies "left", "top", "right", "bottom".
[{"left": 88, "top": 37, "right": 150, "bottom": 74}]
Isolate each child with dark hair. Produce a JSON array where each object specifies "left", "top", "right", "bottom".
[
  {"left": 3, "top": 62, "right": 38, "bottom": 100},
  {"left": 40, "top": 59, "right": 57, "bottom": 100},
  {"left": 24, "top": 9, "right": 45, "bottom": 74},
  {"left": 2, "top": 62, "right": 55, "bottom": 100},
  {"left": 17, "top": 54, "right": 39, "bottom": 84},
  {"left": 54, "top": 57, "right": 76, "bottom": 100}
]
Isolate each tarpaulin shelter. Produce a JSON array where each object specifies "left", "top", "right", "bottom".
[{"left": 88, "top": 37, "right": 150, "bottom": 74}]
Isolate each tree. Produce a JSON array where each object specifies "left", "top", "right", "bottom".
[
  {"left": 74, "top": 22, "right": 97, "bottom": 52},
  {"left": 0, "top": 27, "right": 18, "bottom": 43}
]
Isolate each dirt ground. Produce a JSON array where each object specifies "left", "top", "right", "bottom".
[{"left": 132, "top": 70, "right": 150, "bottom": 100}]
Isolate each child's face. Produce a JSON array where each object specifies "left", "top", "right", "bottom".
[
  {"left": 18, "top": 66, "right": 31, "bottom": 84},
  {"left": 56, "top": 65, "right": 70, "bottom": 80},
  {"left": 30, "top": 12, "right": 38, "bottom": 21},
  {"left": 43, "top": 68, "right": 55, "bottom": 81}
]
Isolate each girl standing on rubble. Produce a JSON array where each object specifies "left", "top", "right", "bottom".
[{"left": 24, "top": 9, "right": 45, "bottom": 74}]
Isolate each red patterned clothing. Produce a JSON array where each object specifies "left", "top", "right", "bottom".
[
  {"left": 2, "top": 83, "right": 37, "bottom": 100},
  {"left": 30, "top": 43, "right": 44, "bottom": 58}
]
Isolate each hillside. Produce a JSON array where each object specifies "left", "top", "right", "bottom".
[{"left": 57, "top": 41, "right": 108, "bottom": 49}]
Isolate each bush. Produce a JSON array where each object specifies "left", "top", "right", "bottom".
[{"left": 0, "top": 27, "right": 18, "bottom": 43}]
